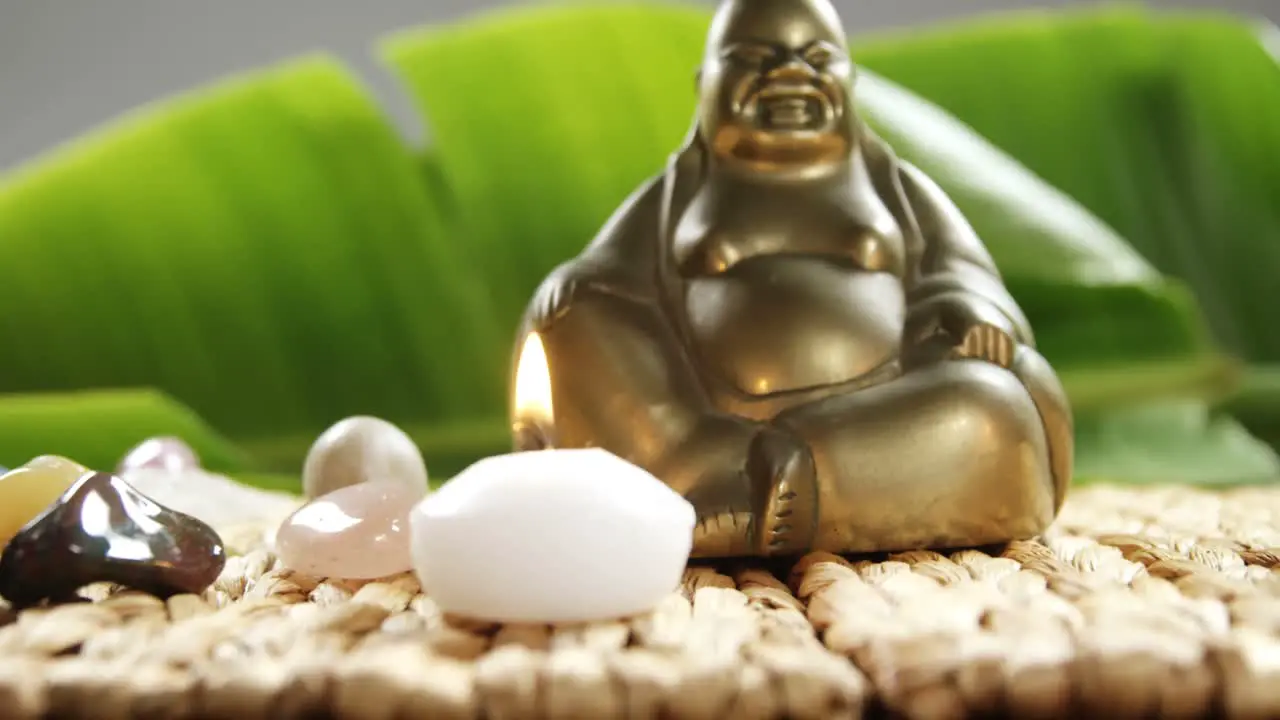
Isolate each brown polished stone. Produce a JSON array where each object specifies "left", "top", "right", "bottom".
[{"left": 0, "top": 472, "right": 226, "bottom": 605}]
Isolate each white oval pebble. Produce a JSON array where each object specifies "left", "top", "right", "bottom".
[
  {"left": 303, "top": 416, "right": 429, "bottom": 500},
  {"left": 410, "top": 448, "right": 695, "bottom": 623}
]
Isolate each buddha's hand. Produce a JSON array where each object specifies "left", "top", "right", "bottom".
[
  {"left": 903, "top": 293, "right": 1017, "bottom": 370},
  {"left": 950, "top": 321, "right": 1017, "bottom": 367},
  {"left": 529, "top": 268, "right": 592, "bottom": 328}
]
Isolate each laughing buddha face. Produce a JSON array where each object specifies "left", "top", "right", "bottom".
[{"left": 696, "top": 0, "right": 857, "bottom": 172}]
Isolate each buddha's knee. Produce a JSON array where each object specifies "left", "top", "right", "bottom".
[
  {"left": 941, "top": 360, "right": 1057, "bottom": 540},
  {"left": 1009, "top": 346, "right": 1073, "bottom": 512}
]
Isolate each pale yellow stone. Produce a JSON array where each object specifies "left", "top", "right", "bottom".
[
  {"left": 0, "top": 455, "right": 90, "bottom": 546},
  {"left": 25, "top": 455, "right": 89, "bottom": 475}
]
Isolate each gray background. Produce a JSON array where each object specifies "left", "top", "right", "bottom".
[{"left": 0, "top": 0, "right": 1275, "bottom": 171}]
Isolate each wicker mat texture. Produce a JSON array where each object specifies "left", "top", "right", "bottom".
[{"left": 3, "top": 484, "right": 1280, "bottom": 719}]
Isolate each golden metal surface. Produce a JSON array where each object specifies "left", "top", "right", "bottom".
[{"left": 510, "top": 0, "right": 1073, "bottom": 558}]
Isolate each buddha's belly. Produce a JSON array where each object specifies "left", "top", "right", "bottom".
[{"left": 682, "top": 256, "right": 905, "bottom": 399}]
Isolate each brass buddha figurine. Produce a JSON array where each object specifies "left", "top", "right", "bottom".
[{"left": 510, "top": 0, "right": 1073, "bottom": 558}]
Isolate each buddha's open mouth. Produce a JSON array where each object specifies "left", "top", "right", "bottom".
[{"left": 743, "top": 85, "right": 833, "bottom": 132}]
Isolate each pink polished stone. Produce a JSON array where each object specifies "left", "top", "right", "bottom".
[
  {"left": 118, "top": 437, "right": 201, "bottom": 474},
  {"left": 274, "top": 482, "right": 418, "bottom": 580}
]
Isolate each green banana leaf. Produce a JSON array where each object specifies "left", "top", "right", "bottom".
[
  {"left": 0, "top": 3, "right": 1274, "bottom": 485},
  {"left": 1074, "top": 401, "right": 1279, "bottom": 486},
  {"left": 0, "top": 57, "right": 509, "bottom": 477},
  {"left": 848, "top": 7, "right": 1280, "bottom": 440},
  {"left": 0, "top": 389, "right": 246, "bottom": 474}
]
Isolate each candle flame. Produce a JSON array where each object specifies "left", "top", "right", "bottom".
[{"left": 514, "top": 331, "right": 554, "bottom": 429}]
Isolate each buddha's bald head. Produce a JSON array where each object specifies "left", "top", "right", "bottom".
[
  {"left": 706, "top": 0, "right": 847, "bottom": 56},
  {"left": 694, "top": 0, "right": 858, "bottom": 174}
]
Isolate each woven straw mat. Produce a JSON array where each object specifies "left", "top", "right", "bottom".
[{"left": 3, "top": 484, "right": 1280, "bottom": 719}]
